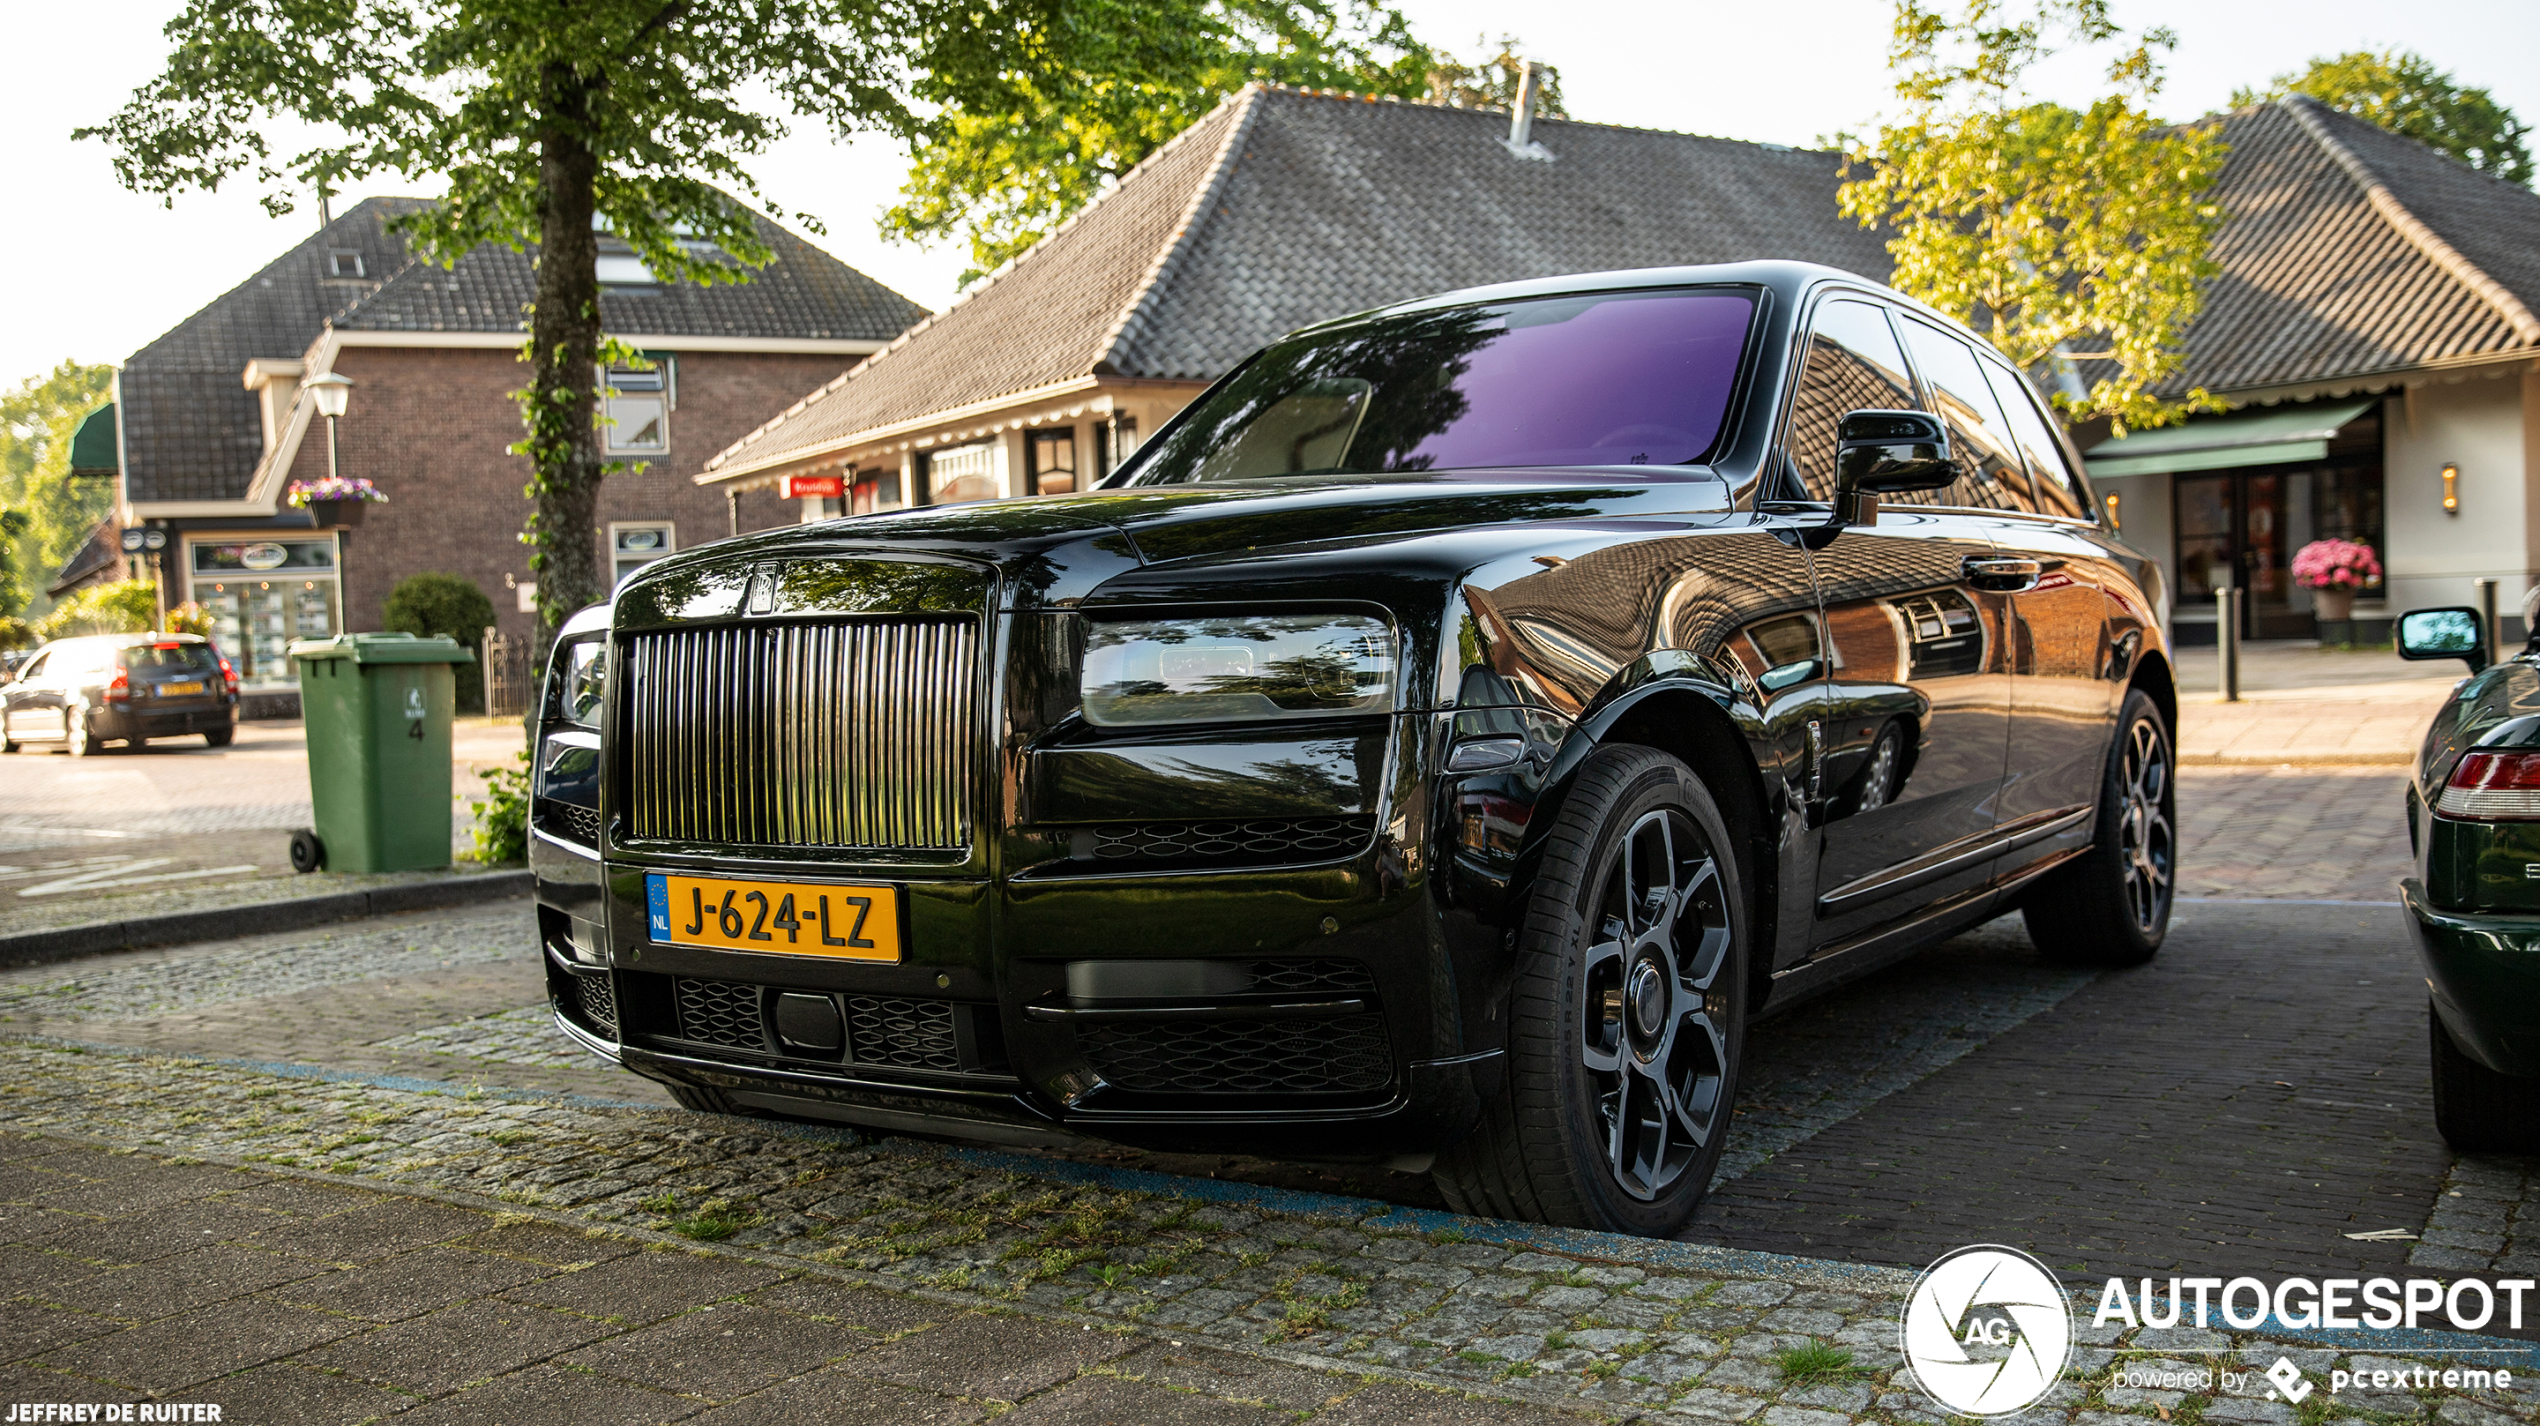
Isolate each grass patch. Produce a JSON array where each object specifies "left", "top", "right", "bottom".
[
  {"left": 666, "top": 1208, "right": 750, "bottom": 1242},
  {"left": 1776, "top": 1340, "right": 1864, "bottom": 1385},
  {"left": 485, "top": 1130, "right": 537, "bottom": 1147},
  {"left": 637, "top": 1191, "right": 682, "bottom": 1216},
  {"left": 1429, "top": 1227, "right": 1470, "bottom": 1244}
]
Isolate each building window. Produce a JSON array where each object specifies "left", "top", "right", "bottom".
[
  {"left": 326, "top": 250, "right": 365, "bottom": 278},
  {"left": 187, "top": 537, "right": 343, "bottom": 687},
  {"left": 927, "top": 441, "right": 999, "bottom": 504},
  {"left": 1028, "top": 429, "right": 1077, "bottom": 495},
  {"left": 1097, "top": 414, "right": 1140, "bottom": 475},
  {"left": 851, "top": 467, "right": 901, "bottom": 515},
  {"left": 600, "top": 354, "right": 675, "bottom": 454},
  {"left": 611, "top": 523, "right": 676, "bottom": 585}
]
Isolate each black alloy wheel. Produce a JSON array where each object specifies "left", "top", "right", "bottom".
[
  {"left": 2022, "top": 687, "right": 2173, "bottom": 965},
  {"left": 64, "top": 705, "right": 94, "bottom": 758},
  {"left": 1433, "top": 744, "right": 1748, "bottom": 1236}
]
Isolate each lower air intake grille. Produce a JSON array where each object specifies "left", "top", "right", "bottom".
[
  {"left": 575, "top": 973, "right": 617, "bottom": 1034},
  {"left": 538, "top": 800, "right": 601, "bottom": 846},
  {"left": 845, "top": 996, "right": 961, "bottom": 1073},
  {"left": 675, "top": 978, "right": 762, "bottom": 1051},
  {"left": 1247, "top": 960, "right": 1376, "bottom": 996},
  {"left": 1081, "top": 1015, "right": 1393, "bottom": 1095},
  {"left": 1081, "top": 816, "right": 1376, "bottom": 869}
]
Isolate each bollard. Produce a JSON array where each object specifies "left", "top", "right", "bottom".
[
  {"left": 2475, "top": 577, "right": 2500, "bottom": 669},
  {"left": 2217, "top": 583, "right": 2241, "bottom": 703}
]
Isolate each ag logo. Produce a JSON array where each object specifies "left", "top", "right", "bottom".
[{"left": 1900, "top": 1245, "right": 2072, "bottom": 1416}]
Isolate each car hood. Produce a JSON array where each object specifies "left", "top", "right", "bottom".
[{"left": 622, "top": 469, "right": 1736, "bottom": 621}]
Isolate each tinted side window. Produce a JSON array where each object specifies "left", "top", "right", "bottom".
[
  {"left": 1787, "top": 299, "right": 1917, "bottom": 500},
  {"left": 1898, "top": 319, "right": 2036, "bottom": 513},
  {"left": 1979, "top": 359, "right": 2090, "bottom": 520},
  {"left": 18, "top": 652, "right": 47, "bottom": 681}
]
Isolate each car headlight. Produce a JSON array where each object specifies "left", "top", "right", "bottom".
[
  {"left": 1081, "top": 613, "right": 1395, "bottom": 726},
  {"left": 550, "top": 639, "right": 607, "bottom": 729}
]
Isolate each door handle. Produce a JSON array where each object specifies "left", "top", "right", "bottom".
[{"left": 1962, "top": 556, "right": 2042, "bottom": 593}]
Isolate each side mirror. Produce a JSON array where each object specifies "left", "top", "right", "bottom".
[
  {"left": 1820, "top": 411, "right": 1952, "bottom": 540},
  {"left": 2397, "top": 607, "right": 2488, "bottom": 673}
]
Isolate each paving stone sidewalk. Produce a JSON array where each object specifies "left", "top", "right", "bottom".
[{"left": 5, "top": 1048, "right": 2534, "bottom": 1425}]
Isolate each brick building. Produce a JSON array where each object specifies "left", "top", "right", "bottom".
[{"left": 78, "top": 198, "right": 925, "bottom": 692}]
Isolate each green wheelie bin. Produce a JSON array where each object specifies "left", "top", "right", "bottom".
[{"left": 287, "top": 632, "right": 476, "bottom": 874}]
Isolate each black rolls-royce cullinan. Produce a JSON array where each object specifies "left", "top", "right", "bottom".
[{"left": 532, "top": 261, "right": 2175, "bottom": 1237}]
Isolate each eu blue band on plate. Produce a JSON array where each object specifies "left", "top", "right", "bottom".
[{"left": 646, "top": 873, "right": 670, "bottom": 940}]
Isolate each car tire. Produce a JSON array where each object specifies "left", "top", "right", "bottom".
[
  {"left": 64, "top": 706, "right": 94, "bottom": 758},
  {"left": 1432, "top": 744, "right": 1748, "bottom": 1236},
  {"left": 2430, "top": 1003, "right": 2539, "bottom": 1153},
  {"left": 2021, "top": 688, "right": 2174, "bottom": 967},
  {"left": 204, "top": 727, "right": 235, "bottom": 748}
]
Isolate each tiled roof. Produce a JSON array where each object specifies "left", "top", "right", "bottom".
[
  {"left": 335, "top": 212, "right": 927, "bottom": 341},
  {"left": 702, "top": 85, "right": 1893, "bottom": 482},
  {"left": 120, "top": 201, "right": 928, "bottom": 506},
  {"left": 121, "top": 198, "right": 427, "bottom": 505},
  {"left": 2157, "top": 97, "right": 2540, "bottom": 397}
]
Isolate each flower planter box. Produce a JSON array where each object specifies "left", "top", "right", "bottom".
[{"left": 306, "top": 499, "right": 368, "bottom": 529}]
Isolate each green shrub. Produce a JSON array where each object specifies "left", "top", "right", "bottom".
[
  {"left": 383, "top": 572, "right": 496, "bottom": 712},
  {"left": 469, "top": 750, "right": 530, "bottom": 864},
  {"left": 36, "top": 579, "right": 157, "bottom": 639},
  {"left": 0, "top": 616, "right": 34, "bottom": 651}
]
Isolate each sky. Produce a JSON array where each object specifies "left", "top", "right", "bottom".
[{"left": 4, "top": 0, "right": 2536, "bottom": 387}]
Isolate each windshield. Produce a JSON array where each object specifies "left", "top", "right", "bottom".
[{"left": 1124, "top": 287, "right": 1757, "bottom": 485}]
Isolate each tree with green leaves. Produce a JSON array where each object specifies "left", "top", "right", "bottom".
[
  {"left": 883, "top": 2, "right": 1440, "bottom": 285},
  {"left": 79, "top": 0, "right": 1193, "bottom": 652},
  {"left": 2234, "top": 50, "right": 2531, "bottom": 187},
  {"left": 0, "top": 362, "right": 118, "bottom": 621},
  {"left": 1423, "top": 34, "right": 1564, "bottom": 117},
  {"left": 1839, "top": 0, "right": 2227, "bottom": 434},
  {"left": 384, "top": 571, "right": 498, "bottom": 711}
]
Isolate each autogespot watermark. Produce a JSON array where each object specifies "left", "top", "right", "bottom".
[{"left": 1901, "top": 1245, "right": 2532, "bottom": 1417}]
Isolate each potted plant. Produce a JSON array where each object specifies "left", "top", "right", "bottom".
[
  {"left": 2292, "top": 538, "right": 2381, "bottom": 624},
  {"left": 285, "top": 475, "right": 387, "bottom": 528}
]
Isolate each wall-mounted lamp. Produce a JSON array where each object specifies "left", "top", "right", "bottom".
[
  {"left": 2104, "top": 491, "right": 2121, "bottom": 532},
  {"left": 2443, "top": 462, "right": 2460, "bottom": 514}
]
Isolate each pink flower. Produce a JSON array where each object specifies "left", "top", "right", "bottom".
[
  {"left": 2291, "top": 538, "right": 2380, "bottom": 590},
  {"left": 284, "top": 476, "right": 388, "bottom": 507}
]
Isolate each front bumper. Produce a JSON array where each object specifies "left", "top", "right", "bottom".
[{"left": 2401, "top": 877, "right": 2540, "bottom": 1077}]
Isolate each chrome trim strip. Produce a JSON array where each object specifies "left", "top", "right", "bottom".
[{"left": 1818, "top": 803, "right": 2094, "bottom": 910}]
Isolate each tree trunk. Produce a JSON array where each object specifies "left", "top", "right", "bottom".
[{"left": 525, "top": 70, "right": 605, "bottom": 667}]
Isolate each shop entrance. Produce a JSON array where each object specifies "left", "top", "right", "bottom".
[{"left": 2174, "top": 463, "right": 2385, "bottom": 641}]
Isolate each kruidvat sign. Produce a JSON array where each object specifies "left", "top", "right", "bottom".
[{"left": 1901, "top": 1245, "right": 2530, "bottom": 1418}]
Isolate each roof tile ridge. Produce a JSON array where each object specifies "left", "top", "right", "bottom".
[
  {"left": 697, "top": 85, "right": 1268, "bottom": 476},
  {"left": 1092, "top": 82, "right": 1270, "bottom": 374},
  {"left": 2282, "top": 94, "right": 2540, "bottom": 346}
]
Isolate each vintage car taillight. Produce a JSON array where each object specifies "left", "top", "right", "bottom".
[
  {"left": 2436, "top": 750, "right": 2540, "bottom": 820},
  {"left": 102, "top": 664, "right": 131, "bottom": 703}
]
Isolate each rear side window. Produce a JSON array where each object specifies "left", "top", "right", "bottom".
[
  {"left": 18, "top": 652, "right": 47, "bottom": 681},
  {"left": 1786, "top": 299, "right": 1917, "bottom": 501},
  {"left": 1979, "top": 359, "right": 2091, "bottom": 520},
  {"left": 122, "top": 643, "right": 219, "bottom": 675},
  {"left": 1897, "top": 319, "right": 2036, "bottom": 513}
]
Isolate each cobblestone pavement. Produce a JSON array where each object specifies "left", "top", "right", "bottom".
[
  {"left": 2174, "top": 766, "right": 2413, "bottom": 902},
  {"left": 5, "top": 1068, "right": 2533, "bottom": 1424}
]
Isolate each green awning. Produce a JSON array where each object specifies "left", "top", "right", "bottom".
[
  {"left": 2084, "top": 397, "right": 2380, "bottom": 479},
  {"left": 67, "top": 404, "right": 117, "bottom": 477}
]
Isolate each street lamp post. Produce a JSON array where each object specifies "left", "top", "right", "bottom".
[{"left": 305, "top": 372, "right": 353, "bottom": 484}]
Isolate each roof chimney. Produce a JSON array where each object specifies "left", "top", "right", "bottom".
[{"left": 1503, "top": 61, "right": 1553, "bottom": 161}]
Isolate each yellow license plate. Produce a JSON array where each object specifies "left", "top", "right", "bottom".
[
  {"left": 161, "top": 681, "right": 205, "bottom": 696},
  {"left": 646, "top": 874, "right": 900, "bottom": 961}
]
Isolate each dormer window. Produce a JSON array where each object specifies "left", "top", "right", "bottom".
[
  {"left": 326, "top": 250, "right": 365, "bottom": 279},
  {"left": 599, "top": 353, "right": 675, "bottom": 454},
  {"left": 595, "top": 253, "right": 655, "bottom": 285}
]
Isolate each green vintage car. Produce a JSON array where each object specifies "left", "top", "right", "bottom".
[{"left": 2399, "top": 605, "right": 2540, "bottom": 1152}]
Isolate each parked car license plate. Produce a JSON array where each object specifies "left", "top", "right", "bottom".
[
  {"left": 645, "top": 873, "right": 899, "bottom": 961},
  {"left": 160, "top": 681, "right": 205, "bottom": 696}
]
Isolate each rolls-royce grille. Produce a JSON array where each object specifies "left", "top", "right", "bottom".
[
  {"left": 575, "top": 973, "right": 618, "bottom": 1034},
  {"left": 844, "top": 996, "right": 961, "bottom": 1073},
  {"left": 627, "top": 619, "right": 978, "bottom": 849},
  {"left": 1082, "top": 1015, "right": 1394, "bottom": 1095},
  {"left": 1081, "top": 816, "right": 1376, "bottom": 868},
  {"left": 675, "top": 978, "right": 763, "bottom": 1050}
]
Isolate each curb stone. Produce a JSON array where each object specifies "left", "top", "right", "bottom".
[{"left": 0, "top": 870, "right": 532, "bottom": 968}]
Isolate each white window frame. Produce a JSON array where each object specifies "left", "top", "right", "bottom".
[
  {"left": 610, "top": 521, "right": 677, "bottom": 586},
  {"left": 599, "top": 353, "right": 676, "bottom": 456}
]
